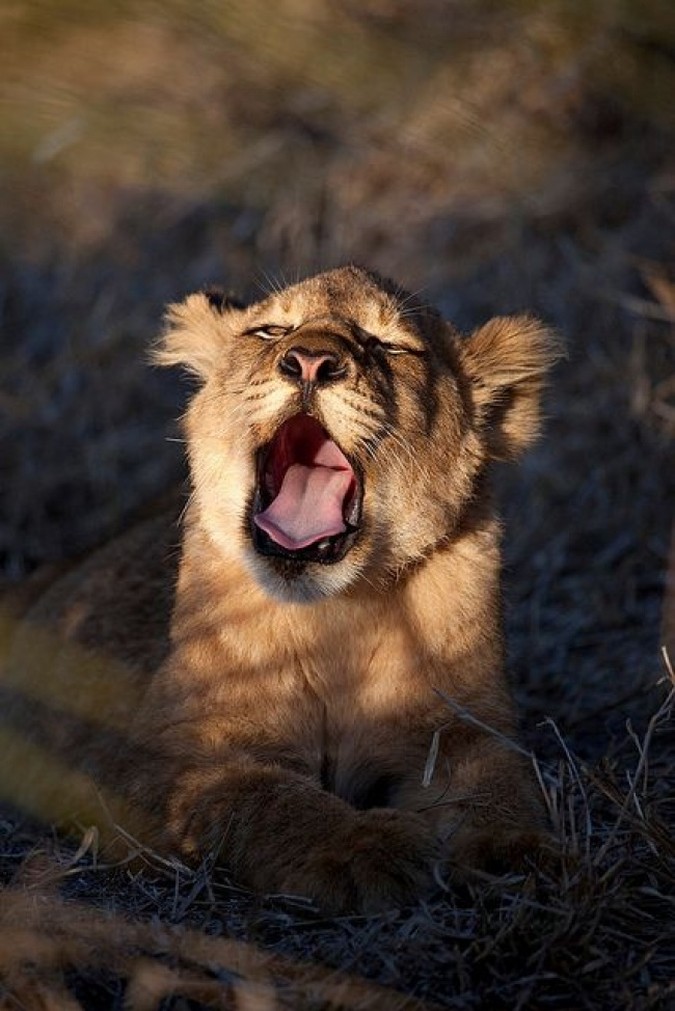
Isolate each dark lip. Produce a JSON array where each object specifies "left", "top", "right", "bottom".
[{"left": 250, "top": 418, "right": 363, "bottom": 566}]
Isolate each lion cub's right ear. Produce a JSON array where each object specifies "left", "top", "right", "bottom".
[
  {"left": 456, "top": 315, "right": 563, "bottom": 460},
  {"left": 151, "top": 288, "right": 247, "bottom": 381}
]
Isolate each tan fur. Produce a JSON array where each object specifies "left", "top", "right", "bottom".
[{"left": 0, "top": 266, "right": 561, "bottom": 912}]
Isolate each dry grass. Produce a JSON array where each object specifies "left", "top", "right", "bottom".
[
  {"left": 1, "top": 1, "right": 674, "bottom": 1007},
  {"left": 1, "top": 669, "right": 673, "bottom": 1008}
]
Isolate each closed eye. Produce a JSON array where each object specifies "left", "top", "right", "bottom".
[
  {"left": 354, "top": 325, "right": 421, "bottom": 356},
  {"left": 245, "top": 324, "right": 293, "bottom": 340},
  {"left": 368, "top": 337, "right": 422, "bottom": 356},
  {"left": 379, "top": 342, "right": 413, "bottom": 355}
]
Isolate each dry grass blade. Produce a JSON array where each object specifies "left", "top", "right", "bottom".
[{"left": 0, "top": 889, "right": 441, "bottom": 1011}]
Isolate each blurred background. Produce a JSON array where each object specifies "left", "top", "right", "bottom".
[{"left": 1, "top": 0, "right": 673, "bottom": 754}]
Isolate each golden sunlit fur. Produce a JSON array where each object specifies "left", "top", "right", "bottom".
[{"left": 0, "top": 266, "right": 560, "bottom": 912}]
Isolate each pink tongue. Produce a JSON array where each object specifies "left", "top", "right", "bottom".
[{"left": 254, "top": 464, "right": 352, "bottom": 550}]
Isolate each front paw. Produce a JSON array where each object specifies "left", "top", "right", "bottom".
[
  {"left": 279, "top": 809, "right": 439, "bottom": 914},
  {"left": 448, "top": 826, "right": 556, "bottom": 878}
]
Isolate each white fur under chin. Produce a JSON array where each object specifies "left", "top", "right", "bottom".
[
  {"left": 193, "top": 471, "right": 362, "bottom": 604},
  {"left": 243, "top": 546, "right": 362, "bottom": 605}
]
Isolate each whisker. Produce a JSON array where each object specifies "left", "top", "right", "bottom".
[
  {"left": 320, "top": 393, "right": 380, "bottom": 444},
  {"left": 378, "top": 422, "right": 417, "bottom": 466},
  {"left": 254, "top": 269, "right": 283, "bottom": 299},
  {"left": 396, "top": 282, "right": 430, "bottom": 305},
  {"left": 332, "top": 394, "right": 386, "bottom": 425},
  {"left": 177, "top": 488, "right": 197, "bottom": 526}
]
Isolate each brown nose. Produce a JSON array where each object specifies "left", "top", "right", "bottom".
[{"left": 278, "top": 347, "right": 346, "bottom": 385}]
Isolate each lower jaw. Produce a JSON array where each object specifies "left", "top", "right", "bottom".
[
  {"left": 250, "top": 523, "right": 359, "bottom": 565},
  {"left": 249, "top": 464, "right": 363, "bottom": 566}
]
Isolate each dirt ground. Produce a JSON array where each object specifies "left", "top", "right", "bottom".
[{"left": 1, "top": 2, "right": 674, "bottom": 1008}]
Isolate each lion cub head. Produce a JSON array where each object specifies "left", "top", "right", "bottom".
[{"left": 156, "top": 266, "right": 558, "bottom": 602}]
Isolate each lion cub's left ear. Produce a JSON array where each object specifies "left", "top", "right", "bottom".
[
  {"left": 456, "top": 315, "right": 563, "bottom": 459},
  {"left": 152, "top": 288, "right": 247, "bottom": 382}
]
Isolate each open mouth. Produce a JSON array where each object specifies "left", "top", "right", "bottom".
[{"left": 252, "top": 414, "right": 362, "bottom": 564}]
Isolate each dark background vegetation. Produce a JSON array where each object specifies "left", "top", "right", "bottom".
[{"left": 0, "top": 1, "right": 674, "bottom": 1008}]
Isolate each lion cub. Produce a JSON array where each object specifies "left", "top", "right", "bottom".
[{"left": 0, "top": 266, "right": 558, "bottom": 912}]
